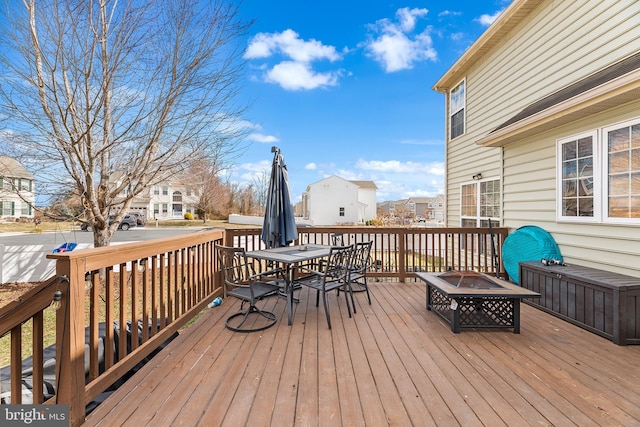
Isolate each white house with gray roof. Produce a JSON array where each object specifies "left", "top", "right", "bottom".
[{"left": 301, "top": 175, "right": 377, "bottom": 225}]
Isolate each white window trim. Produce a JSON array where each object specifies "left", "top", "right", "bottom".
[
  {"left": 557, "top": 117, "right": 640, "bottom": 225},
  {"left": 556, "top": 130, "right": 601, "bottom": 223},
  {"left": 602, "top": 117, "right": 640, "bottom": 225},
  {"left": 449, "top": 78, "right": 466, "bottom": 140},
  {"left": 460, "top": 177, "right": 501, "bottom": 227}
]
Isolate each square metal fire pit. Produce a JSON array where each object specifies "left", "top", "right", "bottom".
[{"left": 415, "top": 271, "right": 540, "bottom": 333}]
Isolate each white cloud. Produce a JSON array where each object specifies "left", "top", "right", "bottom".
[
  {"left": 265, "top": 61, "right": 339, "bottom": 91},
  {"left": 247, "top": 133, "right": 279, "bottom": 143},
  {"left": 245, "top": 29, "right": 341, "bottom": 63},
  {"left": 438, "top": 10, "right": 462, "bottom": 18},
  {"left": 362, "top": 7, "right": 437, "bottom": 73},
  {"left": 355, "top": 159, "right": 444, "bottom": 175},
  {"left": 476, "top": 10, "right": 504, "bottom": 26},
  {"left": 239, "top": 159, "right": 271, "bottom": 173},
  {"left": 396, "top": 7, "right": 428, "bottom": 32},
  {"left": 244, "top": 29, "right": 343, "bottom": 91},
  {"left": 398, "top": 138, "right": 444, "bottom": 146},
  {"left": 305, "top": 163, "right": 317, "bottom": 170}
]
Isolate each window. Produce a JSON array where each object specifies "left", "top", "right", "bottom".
[
  {"left": 153, "top": 204, "right": 159, "bottom": 215},
  {"left": 460, "top": 178, "right": 500, "bottom": 227},
  {"left": 558, "top": 131, "right": 596, "bottom": 220},
  {"left": 450, "top": 79, "right": 465, "bottom": 139},
  {"left": 162, "top": 186, "right": 168, "bottom": 196},
  {"left": 557, "top": 118, "right": 640, "bottom": 224},
  {"left": 172, "top": 191, "right": 182, "bottom": 202},
  {"left": 21, "top": 203, "right": 31, "bottom": 216},
  {"left": 339, "top": 207, "right": 345, "bottom": 217},
  {"left": 153, "top": 186, "right": 160, "bottom": 195},
  {"left": 1, "top": 201, "right": 14, "bottom": 216},
  {"left": 605, "top": 121, "right": 640, "bottom": 220}
]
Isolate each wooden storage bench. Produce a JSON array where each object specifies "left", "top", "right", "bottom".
[{"left": 519, "top": 261, "right": 640, "bottom": 345}]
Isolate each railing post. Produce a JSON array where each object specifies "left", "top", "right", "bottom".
[
  {"left": 54, "top": 256, "right": 87, "bottom": 427},
  {"left": 398, "top": 229, "right": 406, "bottom": 282}
]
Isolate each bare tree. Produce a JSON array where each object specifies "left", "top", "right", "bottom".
[
  {"left": 189, "top": 159, "right": 230, "bottom": 223},
  {"left": 252, "top": 170, "right": 270, "bottom": 215},
  {"left": 0, "top": 0, "right": 251, "bottom": 246}
]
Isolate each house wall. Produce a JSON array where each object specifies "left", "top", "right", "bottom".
[
  {"left": 503, "top": 100, "right": 640, "bottom": 276},
  {"left": 358, "top": 188, "right": 377, "bottom": 222},
  {"left": 0, "top": 179, "right": 35, "bottom": 220},
  {"left": 440, "top": 0, "right": 640, "bottom": 276},
  {"left": 0, "top": 193, "right": 35, "bottom": 219},
  {"left": 307, "top": 176, "right": 360, "bottom": 225},
  {"left": 444, "top": 0, "right": 640, "bottom": 227},
  {"left": 142, "top": 185, "right": 199, "bottom": 220}
]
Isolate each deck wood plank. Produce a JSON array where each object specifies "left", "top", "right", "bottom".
[{"left": 82, "top": 281, "right": 640, "bottom": 427}]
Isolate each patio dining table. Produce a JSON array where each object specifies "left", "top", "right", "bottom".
[{"left": 246, "top": 244, "right": 332, "bottom": 325}]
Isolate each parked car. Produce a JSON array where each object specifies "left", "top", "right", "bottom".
[
  {"left": 80, "top": 215, "right": 138, "bottom": 231},
  {"left": 128, "top": 212, "right": 146, "bottom": 226}
]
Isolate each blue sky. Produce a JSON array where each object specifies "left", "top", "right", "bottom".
[{"left": 231, "top": 0, "right": 512, "bottom": 203}]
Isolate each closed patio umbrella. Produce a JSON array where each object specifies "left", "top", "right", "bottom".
[{"left": 262, "top": 146, "right": 298, "bottom": 248}]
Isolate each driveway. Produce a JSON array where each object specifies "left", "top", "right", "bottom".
[{"left": 0, "top": 226, "right": 210, "bottom": 283}]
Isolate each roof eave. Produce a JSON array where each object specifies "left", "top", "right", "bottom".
[
  {"left": 476, "top": 70, "right": 640, "bottom": 147},
  {"left": 432, "top": 0, "right": 544, "bottom": 93}
]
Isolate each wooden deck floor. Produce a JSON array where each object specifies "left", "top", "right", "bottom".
[{"left": 84, "top": 280, "right": 640, "bottom": 426}]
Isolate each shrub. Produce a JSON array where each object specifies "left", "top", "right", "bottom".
[{"left": 184, "top": 212, "right": 194, "bottom": 220}]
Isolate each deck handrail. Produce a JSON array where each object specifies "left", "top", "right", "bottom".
[
  {"left": 1, "top": 229, "right": 225, "bottom": 426},
  {"left": 227, "top": 226, "right": 509, "bottom": 282},
  {"left": 0, "top": 226, "right": 507, "bottom": 426}
]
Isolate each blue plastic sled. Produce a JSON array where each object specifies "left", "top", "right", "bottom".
[{"left": 53, "top": 242, "right": 77, "bottom": 253}]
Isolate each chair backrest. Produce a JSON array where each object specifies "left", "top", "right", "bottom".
[
  {"left": 331, "top": 233, "right": 345, "bottom": 246},
  {"left": 324, "top": 244, "right": 353, "bottom": 282},
  {"left": 215, "top": 244, "right": 253, "bottom": 291},
  {"left": 352, "top": 241, "right": 373, "bottom": 272}
]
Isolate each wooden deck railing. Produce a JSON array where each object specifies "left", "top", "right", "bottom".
[
  {"left": 0, "top": 226, "right": 507, "bottom": 426},
  {"left": 226, "top": 226, "right": 509, "bottom": 282},
  {"left": 0, "top": 229, "right": 225, "bottom": 426}
]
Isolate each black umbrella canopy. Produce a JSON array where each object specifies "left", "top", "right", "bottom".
[{"left": 262, "top": 146, "right": 298, "bottom": 248}]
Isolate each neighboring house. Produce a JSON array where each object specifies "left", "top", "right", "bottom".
[
  {"left": 407, "top": 196, "right": 445, "bottom": 221},
  {"left": 0, "top": 156, "right": 35, "bottom": 220},
  {"left": 111, "top": 172, "right": 201, "bottom": 220},
  {"left": 301, "top": 176, "right": 377, "bottom": 225},
  {"left": 433, "top": 0, "right": 640, "bottom": 276},
  {"left": 377, "top": 195, "right": 445, "bottom": 222},
  {"left": 376, "top": 200, "right": 396, "bottom": 217}
]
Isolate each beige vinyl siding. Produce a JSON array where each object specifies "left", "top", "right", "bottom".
[
  {"left": 502, "top": 100, "right": 640, "bottom": 277},
  {"left": 442, "top": 0, "right": 640, "bottom": 276},
  {"left": 471, "top": 0, "right": 640, "bottom": 131},
  {"left": 445, "top": 1, "right": 640, "bottom": 223}
]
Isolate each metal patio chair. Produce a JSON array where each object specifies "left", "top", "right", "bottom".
[
  {"left": 215, "top": 244, "right": 281, "bottom": 333},
  {"left": 348, "top": 241, "right": 373, "bottom": 307},
  {"left": 293, "top": 244, "right": 354, "bottom": 329}
]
